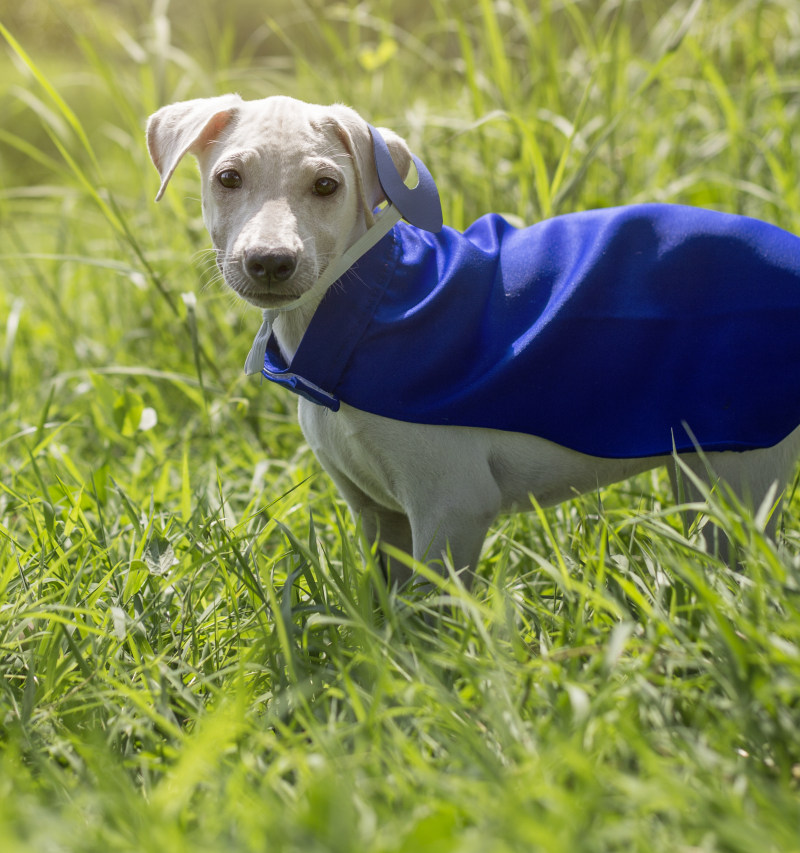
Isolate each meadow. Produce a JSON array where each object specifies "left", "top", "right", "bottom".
[{"left": 1, "top": 0, "right": 800, "bottom": 849}]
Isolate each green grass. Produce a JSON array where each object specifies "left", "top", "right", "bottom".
[{"left": 2, "top": 0, "right": 800, "bottom": 849}]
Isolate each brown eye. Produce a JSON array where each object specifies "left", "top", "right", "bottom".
[
  {"left": 313, "top": 177, "right": 338, "bottom": 197},
  {"left": 218, "top": 169, "right": 242, "bottom": 189}
]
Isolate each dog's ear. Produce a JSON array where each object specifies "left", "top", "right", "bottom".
[
  {"left": 146, "top": 94, "right": 243, "bottom": 201},
  {"left": 323, "top": 105, "right": 412, "bottom": 227}
]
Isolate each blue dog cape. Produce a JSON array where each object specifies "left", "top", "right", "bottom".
[{"left": 256, "top": 204, "right": 800, "bottom": 459}]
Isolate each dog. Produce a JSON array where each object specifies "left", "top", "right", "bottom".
[{"left": 147, "top": 94, "right": 800, "bottom": 586}]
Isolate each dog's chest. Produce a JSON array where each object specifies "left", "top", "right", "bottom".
[{"left": 297, "top": 399, "right": 405, "bottom": 511}]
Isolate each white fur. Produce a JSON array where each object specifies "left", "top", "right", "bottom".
[{"left": 147, "top": 95, "right": 800, "bottom": 586}]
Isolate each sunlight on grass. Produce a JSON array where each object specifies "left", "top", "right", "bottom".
[{"left": 2, "top": 0, "right": 800, "bottom": 849}]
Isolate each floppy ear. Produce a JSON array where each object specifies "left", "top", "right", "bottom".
[
  {"left": 324, "top": 105, "right": 412, "bottom": 227},
  {"left": 146, "top": 94, "right": 243, "bottom": 201}
]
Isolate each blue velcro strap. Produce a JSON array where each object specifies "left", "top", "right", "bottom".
[
  {"left": 262, "top": 338, "right": 340, "bottom": 410},
  {"left": 368, "top": 124, "right": 443, "bottom": 233}
]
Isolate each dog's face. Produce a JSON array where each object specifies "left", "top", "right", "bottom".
[{"left": 147, "top": 95, "right": 411, "bottom": 310}]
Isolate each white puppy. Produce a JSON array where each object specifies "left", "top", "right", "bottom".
[{"left": 147, "top": 94, "right": 800, "bottom": 585}]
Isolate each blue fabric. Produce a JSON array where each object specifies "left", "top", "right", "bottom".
[{"left": 262, "top": 204, "right": 800, "bottom": 459}]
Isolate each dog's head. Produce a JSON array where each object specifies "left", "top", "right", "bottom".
[{"left": 146, "top": 95, "right": 412, "bottom": 310}]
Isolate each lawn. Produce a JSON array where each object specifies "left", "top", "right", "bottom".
[{"left": 1, "top": 0, "right": 800, "bottom": 850}]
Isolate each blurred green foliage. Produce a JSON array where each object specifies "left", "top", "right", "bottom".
[{"left": 2, "top": 1, "right": 800, "bottom": 850}]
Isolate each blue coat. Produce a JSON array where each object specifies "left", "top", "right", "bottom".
[{"left": 260, "top": 204, "right": 800, "bottom": 459}]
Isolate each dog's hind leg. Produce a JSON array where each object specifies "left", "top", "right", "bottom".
[{"left": 669, "top": 424, "right": 800, "bottom": 557}]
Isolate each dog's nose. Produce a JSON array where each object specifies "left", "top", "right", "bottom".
[{"left": 244, "top": 250, "right": 297, "bottom": 283}]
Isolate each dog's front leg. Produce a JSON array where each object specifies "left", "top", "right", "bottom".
[
  {"left": 364, "top": 508, "right": 415, "bottom": 587},
  {"left": 406, "top": 485, "right": 502, "bottom": 590},
  {"left": 322, "top": 441, "right": 500, "bottom": 589},
  {"left": 315, "top": 460, "right": 415, "bottom": 585}
]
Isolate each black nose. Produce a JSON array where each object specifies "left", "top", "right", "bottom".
[{"left": 244, "top": 250, "right": 297, "bottom": 283}]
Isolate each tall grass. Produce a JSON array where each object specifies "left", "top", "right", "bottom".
[{"left": 2, "top": 0, "right": 800, "bottom": 849}]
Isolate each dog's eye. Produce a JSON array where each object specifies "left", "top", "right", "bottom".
[
  {"left": 313, "top": 177, "right": 339, "bottom": 197},
  {"left": 217, "top": 169, "right": 242, "bottom": 189}
]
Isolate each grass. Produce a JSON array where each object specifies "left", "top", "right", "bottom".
[{"left": 2, "top": 0, "right": 800, "bottom": 849}]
